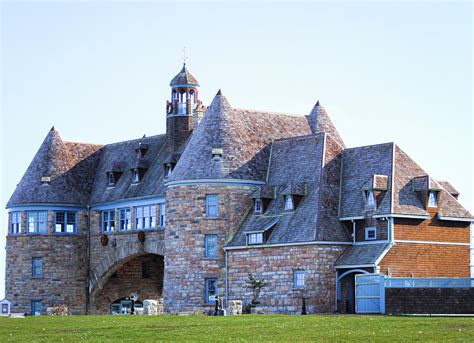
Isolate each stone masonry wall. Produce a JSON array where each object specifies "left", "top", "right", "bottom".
[
  {"left": 164, "top": 184, "right": 255, "bottom": 314},
  {"left": 227, "top": 244, "right": 346, "bottom": 314},
  {"left": 5, "top": 210, "right": 88, "bottom": 315}
]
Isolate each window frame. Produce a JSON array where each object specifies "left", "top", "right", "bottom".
[
  {"left": 365, "top": 226, "right": 377, "bottom": 240},
  {"left": 135, "top": 205, "right": 157, "bottom": 230},
  {"left": 204, "top": 234, "right": 218, "bottom": 258},
  {"left": 247, "top": 232, "right": 263, "bottom": 245},
  {"left": 32, "top": 257, "right": 43, "bottom": 277},
  {"left": 205, "top": 278, "right": 218, "bottom": 304},
  {"left": 428, "top": 191, "right": 438, "bottom": 208},
  {"left": 102, "top": 210, "right": 116, "bottom": 232},
  {"left": 294, "top": 270, "right": 305, "bottom": 289},
  {"left": 254, "top": 198, "right": 263, "bottom": 213},
  {"left": 284, "top": 195, "right": 294, "bottom": 211},
  {"left": 206, "top": 195, "right": 219, "bottom": 218},
  {"left": 366, "top": 190, "right": 376, "bottom": 210},
  {"left": 31, "top": 300, "right": 42, "bottom": 316},
  {"left": 9, "top": 211, "right": 21, "bottom": 235},
  {"left": 132, "top": 169, "right": 140, "bottom": 183},
  {"left": 54, "top": 211, "right": 77, "bottom": 234},
  {"left": 159, "top": 203, "right": 166, "bottom": 228},
  {"left": 26, "top": 211, "right": 48, "bottom": 234},
  {"left": 107, "top": 172, "right": 116, "bottom": 187},
  {"left": 119, "top": 208, "right": 131, "bottom": 231}
]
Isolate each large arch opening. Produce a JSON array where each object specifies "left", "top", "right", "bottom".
[
  {"left": 336, "top": 268, "right": 372, "bottom": 314},
  {"left": 91, "top": 253, "right": 164, "bottom": 314}
]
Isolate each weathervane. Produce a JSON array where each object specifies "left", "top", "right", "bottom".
[{"left": 182, "top": 47, "right": 187, "bottom": 64}]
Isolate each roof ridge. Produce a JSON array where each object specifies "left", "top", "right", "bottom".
[
  {"left": 344, "top": 141, "right": 395, "bottom": 151},
  {"left": 273, "top": 132, "right": 324, "bottom": 143},
  {"left": 232, "top": 107, "right": 303, "bottom": 118},
  {"left": 100, "top": 133, "right": 166, "bottom": 147}
]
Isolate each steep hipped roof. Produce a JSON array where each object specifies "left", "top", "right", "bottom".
[
  {"left": 7, "top": 128, "right": 103, "bottom": 207},
  {"left": 169, "top": 91, "right": 312, "bottom": 182},
  {"left": 169, "top": 63, "right": 199, "bottom": 87},
  {"left": 89, "top": 134, "right": 169, "bottom": 205},
  {"left": 308, "top": 101, "right": 345, "bottom": 148}
]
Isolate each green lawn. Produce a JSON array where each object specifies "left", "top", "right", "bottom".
[{"left": 0, "top": 314, "right": 473, "bottom": 342}]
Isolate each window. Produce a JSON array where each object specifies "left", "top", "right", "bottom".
[
  {"left": 366, "top": 190, "right": 376, "bottom": 210},
  {"left": 205, "top": 278, "right": 218, "bottom": 304},
  {"left": 284, "top": 195, "right": 294, "bottom": 211},
  {"left": 211, "top": 148, "right": 223, "bottom": 161},
  {"left": 205, "top": 234, "right": 218, "bottom": 258},
  {"left": 365, "top": 227, "right": 377, "bottom": 240},
  {"left": 142, "top": 260, "right": 150, "bottom": 279},
  {"left": 255, "top": 198, "right": 263, "bottom": 213},
  {"left": 32, "top": 257, "right": 43, "bottom": 277},
  {"left": 135, "top": 205, "right": 157, "bottom": 230},
  {"left": 164, "top": 164, "right": 173, "bottom": 177},
  {"left": 132, "top": 169, "right": 140, "bottom": 183},
  {"left": 10, "top": 212, "right": 21, "bottom": 235},
  {"left": 27, "top": 211, "right": 48, "bottom": 234},
  {"left": 107, "top": 172, "right": 115, "bottom": 186},
  {"left": 2, "top": 304, "right": 8, "bottom": 314},
  {"left": 31, "top": 300, "right": 42, "bottom": 316},
  {"left": 294, "top": 270, "right": 305, "bottom": 288},
  {"left": 247, "top": 233, "right": 263, "bottom": 245},
  {"left": 159, "top": 203, "right": 166, "bottom": 228},
  {"left": 102, "top": 210, "right": 115, "bottom": 232},
  {"left": 428, "top": 191, "right": 438, "bottom": 208},
  {"left": 206, "top": 195, "right": 218, "bottom": 218},
  {"left": 119, "top": 208, "right": 131, "bottom": 231},
  {"left": 55, "top": 212, "right": 76, "bottom": 233}
]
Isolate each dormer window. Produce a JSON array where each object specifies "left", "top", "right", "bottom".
[
  {"left": 212, "top": 148, "right": 223, "bottom": 161},
  {"left": 366, "top": 190, "right": 376, "bottom": 210},
  {"left": 136, "top": 143, "right": 149, "bottom": 158},
  {"left": 254, "top": 198, "right": 263, "bottom": 213},
  {"left": 284, "top": 195, "right": 294, "bottom": 211},
  {"left": 428, "top": 191, "right": 438, "bottom": 208},
  {"left": 132, "top": 169, "right": 140, "bottom": 183},
  {"left": 107, "top": 172, "right": 116, "bottom": 187},
  {"left": 247, "top": 233, "right": 263, "bottom": 245},
  {"left": 164, "top": 163, "right": 174, "bottom": 177},
  {"left": 41, "top": 176, "right": 51, "bottom": 185}
]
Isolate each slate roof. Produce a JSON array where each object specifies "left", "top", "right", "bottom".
[
  {"left": 438, "top": 181, "right": 460, "bottom": 197},
  {"left": 169, "top": 91, "right": 312, "bottom": 182},
  {"left": 169, "top": 63, "right": 199, "bottom": 87},
  {"left": 335, "top": 243, "right": 390, "bottom": 267},
  {"left": 7, "top": 128, "right": 103, "bottom": 207},
  {"left": 308, "top": 101, "right": 345, "bottom": 148}
]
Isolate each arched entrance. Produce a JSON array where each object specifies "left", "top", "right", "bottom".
[
  {"left": 336, "top": 269, "right": 371, "bottom": 313},
  {"left": 90, "top": 253, "right": 164, "bottom": 314}
]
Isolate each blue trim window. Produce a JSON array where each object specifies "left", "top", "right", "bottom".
[
  {"left": 284, "top": 195, "right": 294, "bottom": 211},
  {"left": 135, "top": 205, "right": 157, "bottom": 230},
  {"left": 132, "top": 169, "right": 140, "bottom": 183},
  {"left": 31, "top": 300, "right": 42, "bottom": 316},
  {"left": 365, "top": 227, "right": 376, "bottom": 240},
  {"left": 206, "top": 195, "right": 218, "bottom": 218},
  {"left": 54, "top": 211, "right": 76, "bottom": 233},
  {"left": 159, "top": 203, "right": 166, "bottom": 228},
  {"left": 102, "top": 210, "right": 115, "bottom": 232},
  {"left": 10, "top": 212, "right": 21, "bottom": 235},
  {"left": 27, "top": 211, "right": 48, "bottom": 234},
  {"left": 366, "top": 190, "right": 376, "bottom": 210},
  {"left": 205, "top": 234, "right": 218, "bottom": 258},
  {"left": 294, "top": 270, "right": 305, "bottom": 288},
  {"left": 205, "top": 278, "right": 218, "bottom": 304},
  {"left": 428, "top": 191, "right": 438, "bottom": 208},
  {"left": 119, "top": 208, "right": 131, "bottom": 231},
  {"left": 32, "top": 257, "right": 43, "bottom": 277},
  {"left": 247, "top": 233, "right": 263, "bottom": 245},
  {"left": 254, "top": 198, "right": 263, "bottom": 213}
]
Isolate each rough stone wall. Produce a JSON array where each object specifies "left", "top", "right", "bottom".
[
  {"left": 91, "top": 254, "right": 164, "bottom": 314},
  {"left": 5, "top": 210, "right": 88, "bottom": 315},
  {"left": 163, "top": 184, "right": 255, "bottom": 314},
  {"left": 380, "top": 213, "right": 470, "bottom": 277},
  {"left": 227, "top": 244, "right": 346, "bottom": 314},
  {"left": 385, "top": 288, "right": 474, "bottom": 314}
]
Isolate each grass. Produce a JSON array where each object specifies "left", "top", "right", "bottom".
[{"left": 0, "top": 314, "right": 473, "bottom": 342}]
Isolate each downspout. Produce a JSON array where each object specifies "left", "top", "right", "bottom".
[
  {"left": 85, "top": 205, "right": 91, "bottom": 314},
  {"left": 225, "top": 250, "right": 229, "bottom": 310},
  {"left": 351, "top": 220, "right": 356, "bottom": 244}
]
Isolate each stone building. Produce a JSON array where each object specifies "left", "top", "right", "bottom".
[{"left": 4, "top": 64, "right": 474, "bottom": 315}]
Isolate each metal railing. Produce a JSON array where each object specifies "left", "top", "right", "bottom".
[{"left": 385, "top": 277, "right": 474, "bottom": 288}]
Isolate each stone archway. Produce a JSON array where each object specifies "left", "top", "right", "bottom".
[{"left": 336, "top": 269, "right": 371, "bottom": 314}]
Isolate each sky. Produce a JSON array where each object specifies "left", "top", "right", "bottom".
[{"left": 0, "top": 1, "right": 472, "bottom": 299}]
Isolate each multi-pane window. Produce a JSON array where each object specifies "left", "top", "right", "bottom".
[
  {"left": 365, "top": 227, "right": 377, "bottom": 240},
  {"left": 205, "top": 234, "right": 218, "bottom": 258},
  {"left": 247, "top": 233, "right": 263, "bottom": 245},
  {"left": 102, "top": 210, "right": 116, "bottom": 232},
  {"left": 54, "top": 212, "right": 76, "bottom": 233},
  {"left": 255, "top": 198, "right": 263, "bottom": 213},
  {"left": 31, "top": 300, "right": 42, "bottom": 316},
  {"left": 135, "top": 205, "right": 157, "bottom": 230},
  {"left": 27, "top": 211, "right": 48, "bottom": 234},
  {"left": 142, "top": 260, "right": 150, "bottom": 279},
  {"left": 294, "top": 270, "right": 305, "bottom": 288},
  {"left": 32, "top": 257, "right": 43, "bottom": 277},
  {"left": 428, "top": 191, "right": 438, "bottom": 208},
  {"left": 159, "top": 203, "right": 166, "bottom": 228},
  {"left": 132, "top": 169, "right": 140, "bottom": 183},
  {"left": 284, "top": 195, "right": 294, "bottom": 211},
  {"left": 9, "top": 212, "right": 21, "bottom": 235},
  {"left": 366, "top": 190, "right": 376, "bottom": 210},
  {"left": 206, "top": 195, "right": 218, "bottom": 217},
  {"left": 205, "top": 278, "right": 218, "bottom": 304},
  {"left": 119, "top": 208, "right": 131, "bottom": 231},
  {"left": 107, "top": 172, "right": 115, "bottom": 187}
]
